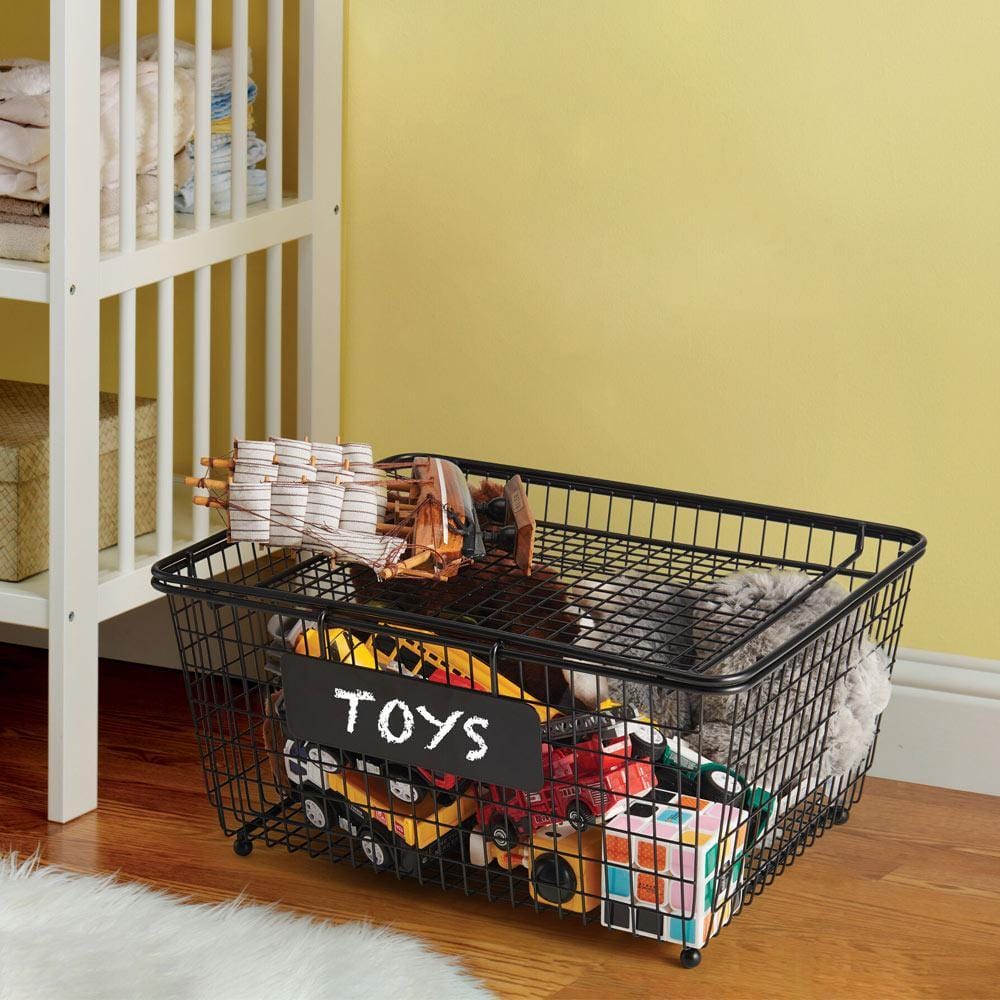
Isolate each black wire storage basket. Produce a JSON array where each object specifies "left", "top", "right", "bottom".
[{"left": 151, "top": 455, "right": 925, "bottom": 968}]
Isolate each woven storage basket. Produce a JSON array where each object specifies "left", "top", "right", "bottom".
[{"left": 0, "top": 380, "right": 157, "bottom": 581}]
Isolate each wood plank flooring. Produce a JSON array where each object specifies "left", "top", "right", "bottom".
[{"left": 1, "top": 645, "right": 997, "bottom": 998}]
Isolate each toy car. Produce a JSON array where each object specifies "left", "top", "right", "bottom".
[
  {"left": 541, "top": 698, "right": 668, "bottom": 760},
  {"left": 289, "top": 748, "right": 478, "bottom": 877},
  {"left": 656, "top": 737, "right": 775, "bottom": 847},
  {"left": 477, "top": 730, "right": 655, "bottom": 849},
  {"left": 468, "top": 821, "right": 604, "bottom": 914}
]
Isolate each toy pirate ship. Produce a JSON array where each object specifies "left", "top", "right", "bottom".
[{"left": 188, "top": 438, "right": 535, "bottom": 581}]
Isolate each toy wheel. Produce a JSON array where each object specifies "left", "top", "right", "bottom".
[
  {"left": 679, "top": 947, "right": 702, "bottom": 969},
  {"left": 233, "top": 836, "right": 253, "bottom": 857},
  {"left": 705, "top": 767, "right": 748, "bottom": 801},
  {"left": 467, "top": 830, "right": 488, "bottom": 867},
  {"left": 302, "top": 791, "right": 333, "bottom": 831},
  {"left": 359, "top": 826, "right": 394, "bottom": 872},
  {"left": 387, "top": 766, "right": 428, "bottom": 805},
  {"left": 532, "top": 853, "right": 577, "bottom": 906},
  {"left": 287, "top": 741, "right": 341, "bottom": 790},
  {"left": 567, "top": 799, "right": 595, "bottom": 832},
  {"left": 627, "top": 722, "right": 667, "bottom": 760},
  {"left": 488, "top": 815, "right": 519, "bottom": 851}
]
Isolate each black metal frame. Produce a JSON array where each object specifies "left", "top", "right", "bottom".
[{"left": 151, "top": 455, "right": 924, "bottom": 968}]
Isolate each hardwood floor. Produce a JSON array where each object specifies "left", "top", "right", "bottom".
[{"left": 1, "top": 643, "right": 998, "bottom": 998}]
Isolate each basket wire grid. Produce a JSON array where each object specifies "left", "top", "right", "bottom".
[{"left": 152, "top": 456, "right": 923, "bottom": 965}]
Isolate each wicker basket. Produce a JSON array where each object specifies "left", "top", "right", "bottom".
[{"left": 0, "top": 380, "right": 157, "bottom": 581}]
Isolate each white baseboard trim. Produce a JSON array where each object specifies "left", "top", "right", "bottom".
[{"left": 871, "top": 648, "right": 1000, "bottom": 796}]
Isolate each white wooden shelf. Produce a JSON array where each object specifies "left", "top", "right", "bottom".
[
  {"left": 0, "top": 198, "right": 314, "bottom": 305},
  {"left": 0, "top": 259, "right": 50, "bottom": 304},
  {"left": 100, "top": 197, "right": 314, "bottom": 297},
  {"left": 0, "top": 484, "right": 215, "bottom": 629}
]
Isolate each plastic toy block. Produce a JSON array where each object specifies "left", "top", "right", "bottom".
[{"left": 600, "top": 789, "right": 749, "bottom": 949}]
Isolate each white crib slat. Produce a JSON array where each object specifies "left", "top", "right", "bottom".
[
  {"left": 157, "top": 1, "right": 176, "bottom": 555},
  {"left": 157, "top": 278, "right": 175, "bottom": 555},
  {"left": 118, "top": 290, "right": 136, "bottom": 571},
  {"left": 265, "top": 246, "right": 282, "bottom": 437},
  {"left": 119, "top": 0, "right": 137, "bottom": 252},
  {"left": 193, "top": 0, "right": 213, "bottom": 539},
  {"left": 230, "top": 0, "right": 249, "bottom": 443},
  {"left": 264, "top": 0, "right": 284, "bottom": 438},
  {"left": 193, "top": 267, "right": 212, "bottom": 539},
  {"left": 195, "top": 0, "right": 212, "bottom": 233},
  {"left": 230, "top": 255, "right": 247, "bottom": 439},
  {"left": 297, "top": 1, "right": 343, "bottom": 439},
  {"left": 157, "top": 1, "right": 175, "bottom": 242},
  {"left": 232, "top": 0, "right": 249, "bottom": 221},
  {"left": 267, "top": 0, "right": 283, "bottom": 211},
  {"left": 117, "top": 0, "right": 138, "bottom": 573}
]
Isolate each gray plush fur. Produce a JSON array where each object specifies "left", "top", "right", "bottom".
[{"left": 563, "top": 569, "right": 891, "bottom": 789}]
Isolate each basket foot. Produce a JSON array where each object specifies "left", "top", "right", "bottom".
[
  {"left": 233, "top": 835, "right": 254, "bottom": 857},
  {"left": 679, "top": 948, "right": 702, "bottom": 970},
  {"left": 830, "top": 805, "right": 851, "bottom": 826}
]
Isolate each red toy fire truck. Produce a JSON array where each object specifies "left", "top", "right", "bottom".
[{"left": 477, "top": 730, "right": 656, "bottom": 849}]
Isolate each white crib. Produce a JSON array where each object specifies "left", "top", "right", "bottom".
[{"left": 0, "top": 0, "right": 343, "bottom": 823}]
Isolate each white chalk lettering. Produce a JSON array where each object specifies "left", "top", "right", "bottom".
[
  {"left": 378, "top": 699, "right": 415, "bottom": 744},
  {"left": 463, "top": 716, "right": 489, "bottom": 761},
  {"left": 415, "top": 706, "right": 464, "bottom": 750},
  {"left": 333, "top": 687, "right": 375, "bottom": 733}
]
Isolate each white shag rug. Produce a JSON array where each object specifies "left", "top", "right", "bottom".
[{"left": 0, "top": 854, "right": 493, "bottom": 1000}]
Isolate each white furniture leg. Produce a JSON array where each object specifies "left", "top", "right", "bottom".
[
  {"left": 297, "top": 0, "right": 343, "bottom": 441},
  {"left": 47, "top": 0, "right": 102, "bottom": 823}
]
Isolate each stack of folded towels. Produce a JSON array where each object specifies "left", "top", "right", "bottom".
[
  {"left": 107, "top": 36, "right": 267, "bottom": 216},
  {"left": 0, "top": 55, "right": 196, "bottom": 262},
  {"left": 0, "top": 36, "right": 267, "bottom": 264},
  {"left": 156, "top": 37, "right": 268, "bottom": 215}
]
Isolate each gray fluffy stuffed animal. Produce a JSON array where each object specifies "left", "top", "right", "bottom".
[{"left": 563, "top": 569, "right": 891, "bottom": 789}]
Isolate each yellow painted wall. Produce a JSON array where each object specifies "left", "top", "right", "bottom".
[
  {"left": 1, "top": 1, "right": 301, "bottom": 469},
  {"left": 1, "top": 3, "right": 995, "bottom": 660},
  {"left": 342, "top": 1, "right": 999, "bottom": 659}
]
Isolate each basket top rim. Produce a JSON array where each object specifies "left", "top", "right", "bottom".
[{"left": 151, "top": 454, "right": 925, "bottom": 692}]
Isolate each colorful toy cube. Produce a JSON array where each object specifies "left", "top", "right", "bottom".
[{"left": 601, "top": 788, "right": 748, "bottom": 949}]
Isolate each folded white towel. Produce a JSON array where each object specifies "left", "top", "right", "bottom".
[
  {"left": 0, "top": 60, "right": 195, "bottom": 201},
  {"left": 175, "top": 167, "right": 267, "bottom": 215},
  {"left": 104, "top": 36, "right": 253, "bottom": 77},
  {"left": 206, "top": 132, "right": 266, "bottom": 170},
  {"left": 0, "top": 178, "right": 173, "bottom": 262},
  {"left": 0, "top": 59, "right": 51, "bottom": 99},
  {"left": 0, "top": 119, "right": 49, "bottom": 170},
  {"left": 0, "top": 163, "right": 43, "bottom": 199},
  {"left": 0, "top": 220, "right": 49, "bottom": 261},
  {"left": 0, "top": 57, "right": 120, "bottom": 99},
  {"left": 0, "top": 93, "right": 50, "bottom": 127}
]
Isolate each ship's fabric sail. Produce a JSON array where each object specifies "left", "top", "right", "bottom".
[
  {"left": 322, "top": 530, "right": 407, "bottom": 567},
  {"left": 341, "top": 442, "right": 373, "bottom": 468},
  {"left": 303, "top": 480, "right": 344, "bottom": 543},
  {"left": 232, "top": 459, "right": 275, "bottom": 484},
  {"left": 340, "top": 477, "right": 382, "bottom": 533},
  {"left": 269, "top": 482, "right": 310, "bottom": 546},
  {"left": 234, "top": 439, "right": 275, "bottom": 463},
  {"left": 273, "top": 436, "right": 316, "bottom": 483},
  {"left": 227, "top": 482, "right": 271, "bottom": 542},
  {"left": 220, "top": 437, "right": 409, "bottom": 574},
  {"left": 311, "top": 440, "right": 343, "bottom": 467}
]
